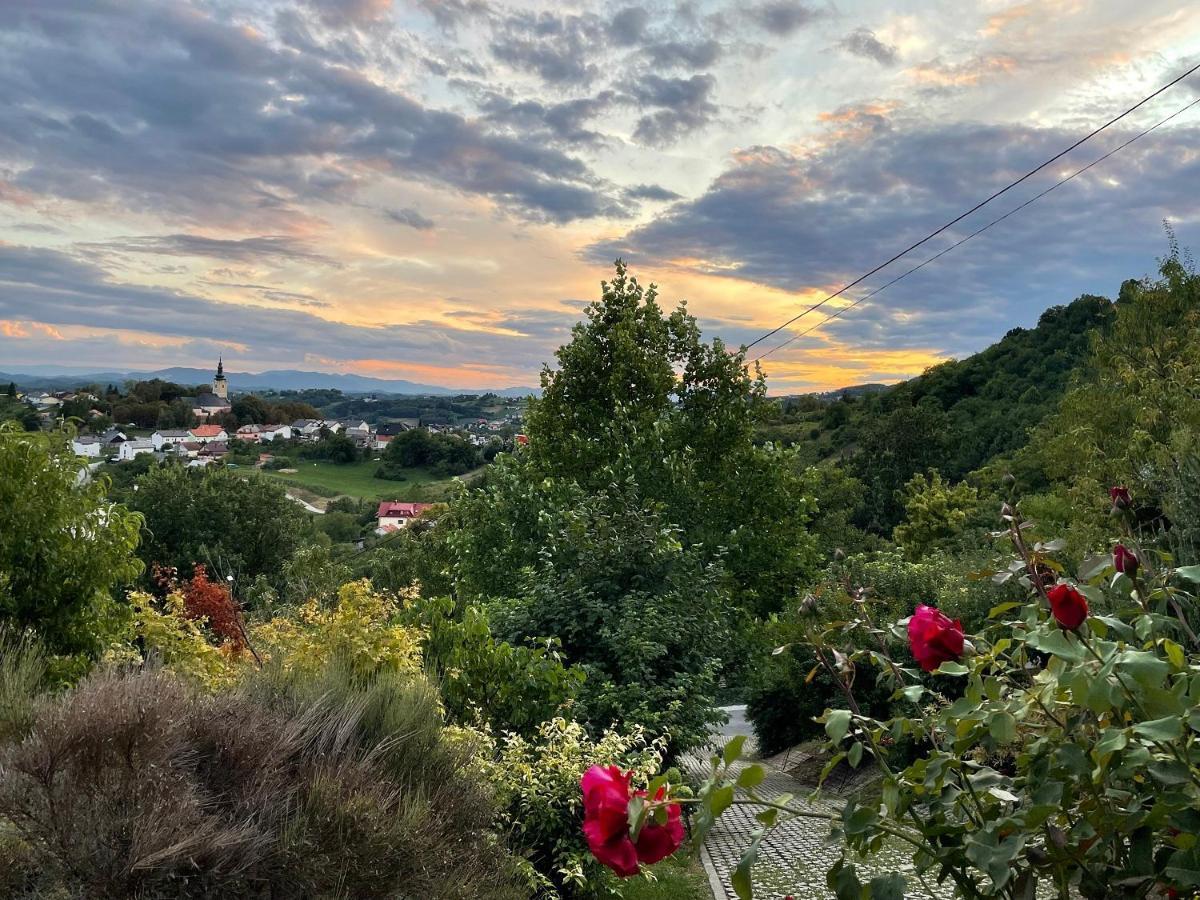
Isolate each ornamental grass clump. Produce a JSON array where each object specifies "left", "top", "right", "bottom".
[{"left": 0, "top": 663, "right": 520, "bottom": 900}]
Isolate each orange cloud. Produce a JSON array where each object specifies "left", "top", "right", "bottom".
[
  {"left": 906, "top": 55, "right": 1018, "bottom": 88},
  {"left": 0, "top": 320, "right": 64, "bottom": 339},
  {"left": 0, "top": 320, "right": 29, "bottom": 337},
  {"left": 757, "top": 344, "right": 947, "bottom": 393}
]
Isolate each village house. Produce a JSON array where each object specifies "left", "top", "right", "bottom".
[
  {"left": 372, "top": 433, "right": 394, "bottom": 451},
  {"left": 94, "top": 427, "right": 127, "bottom": 449},
  {"left": 71, "top": 435, "right": 102, "bottom": 458},
  {"left": 152, "top": 428, "right": 192, "bottom": 450},
  {"left": 236, "top": 423, "right": 293, "bottom": 443},
  {"left": 117, "top": 439, "right": 155, "bottom": 462},
  {"left": 338, "top": 419, "right": 371, "bottom": 437},
  {"left": 199, "top": 441, "right": 229, "bottom": 460},
  {"left": 375, "top": 501, "right": 435, "bottom": 533},
  {"left": 189, "top": 424, "right": 228, "bottom": 443}
]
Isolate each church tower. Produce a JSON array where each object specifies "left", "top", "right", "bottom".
[{"left": 213, "top": 357, "right": 228, "bottom": 401}]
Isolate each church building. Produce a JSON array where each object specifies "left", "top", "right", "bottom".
[{"left": 191, "top": 358, "right": 233, "bottom": 420}]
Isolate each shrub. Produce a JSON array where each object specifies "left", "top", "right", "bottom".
[
  {"left": 406, "top": 596, "right": 585, "bottom": 737},
  {"left": 113, "top": 591, "right": 240, "bottom": 690},
  {"left": 478, "top": 716, "right": 667, "bottom": 898},
  {"left": 251, "top": 579, "right": 422, "bottom": 678},
  {"left": 0, "top": 665, "right": 522, "bottom": 899}
]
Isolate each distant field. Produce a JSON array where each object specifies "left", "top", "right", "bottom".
[{"left": 257, "top": 458, "right": 477, "bottom": 503}]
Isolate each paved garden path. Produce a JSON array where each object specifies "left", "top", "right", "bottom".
[{"left": 687, "top": 707, "right": 953, "bottom": 900}]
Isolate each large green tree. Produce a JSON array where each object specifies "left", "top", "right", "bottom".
[
  {"left": 128, "top": 465, "right": 314, "bottom": 587},
  {"left": 523, "top": 261, "right": 818, "bottom": 616},
  {"left": 0, "top": 426, "right": 143, "bottom": 655}
]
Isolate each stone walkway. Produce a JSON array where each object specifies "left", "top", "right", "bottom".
[{"left": 688, "top": 707, "right": 953, "bottom": 900}]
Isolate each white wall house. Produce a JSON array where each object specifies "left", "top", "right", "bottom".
[
  {"left": 72, "top": 436, "right": 102, "bottom": 458},
  {"left": 152, "top": 429, "right": 192, "bottom": 450},
  {"left": 117, "top": 439, "right": 155, "bottom": 461},
  {"left": 375, "top": 501, "right": 435, "bottom": 533},
  {"left": 188, "top": 425, "right": 228, "bottom": 443}
]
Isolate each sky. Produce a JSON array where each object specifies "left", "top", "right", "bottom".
[{"left": 1, "top": 0, "right": 1198, "bottom": 393}]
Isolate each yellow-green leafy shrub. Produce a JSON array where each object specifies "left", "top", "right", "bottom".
[
  {"left": 251, "top": 579, "right": 422, "bottom": 677},
  {"left": 478, "top": 716, "right": 666, "bottom": 897}
]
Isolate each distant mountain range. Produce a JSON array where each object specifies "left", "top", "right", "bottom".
[{"left": 0, "top": 366, "right": 538, "bottom": 398}]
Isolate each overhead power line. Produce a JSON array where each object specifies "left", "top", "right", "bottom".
[
  {"left": 752, "top": 91, "right": 1200, "bottom": 361},
  {"left": 742, "top": 58, "right": 1200, "bottom": 354}
]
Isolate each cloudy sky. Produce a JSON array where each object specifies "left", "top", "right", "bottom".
[{"left": 1, "top": 0, "right": 1198, "bottom": 392}]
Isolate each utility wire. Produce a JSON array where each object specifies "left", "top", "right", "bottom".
[
  {"left": 742, "top": 58, "right": 1200, "bottom": 353},
  {"left": 753, "top": 92, "right": 1200, "bottom": 361}
]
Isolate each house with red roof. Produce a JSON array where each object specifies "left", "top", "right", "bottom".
[
  {"left": 189, "top": 424, "right": 228, "bottom": 443},
  {"left": 375, "top": 501, "right": 435, "bottom": 533}
]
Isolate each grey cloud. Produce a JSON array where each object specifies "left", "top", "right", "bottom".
[
  {"left": 624, "top": 74, "right": 718, "bottom": 146},
  {"left": 750, "top": 1, "right": 821, "bottom": 36},
  {"left": 609, "top": 7, "right": 649, "bottom": 46},
  {"left": 84, "top": 234, "right": 337, "bottom": 265},
  {"left": 587, "top": 122, "right": 1200, "bottom": 356},
  {"left": 644, "top": 38, "right": 722, "bottom": 69},
  {"left": 383, "top": 207, "right": 436, "bottom": 229},
  {"left": 417, "top": 0, "right": 491, "bottom": 32},
  {"left": 0, "top": 2, "right": 626, "bottom": 225},
  {"left": 623, "top": 183, "right": 682, "bottom": 202},
  {"left": 489, "top": 11, "right": 606, "bottom": 85},
  {"left": 476, "top": 90, "right": 617, "bottom": 147},
  {"left": 839, "top": 28, "right": 897, "bottom": 65},
  {"left": 300, "top": 0, "right": 393, "bottom": 28}
]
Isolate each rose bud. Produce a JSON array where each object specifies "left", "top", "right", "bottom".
[
  {"left": 1113, "top": 544, "right": 1139, "bottom": 576},
  {"left": 1109, "top": 486, "right": 1132, "bottom": 509},
  {"left": 1047, "top": 583, "right": 1089, "bottom": 631}
]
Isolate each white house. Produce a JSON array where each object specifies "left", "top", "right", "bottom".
[
  {"left": 117, "top": 439, "right": 155, "bottom": 461},
  {"left": 188, "top": 424, "right": 228, "bottom": 443},
  {"left": 291, "top": 419, "right": 324, "bottom": 440},
  {"left": 261, "top": 423, "right": 292, "bottom": 441},
  {"left": 71, "top": 435, "right": 102, "bottom": 458},
  {"left": 339, "top": 419, "right": 370, "bottom": 437},
  {"left": 375, "top": 501, "right": 435, "bottom": 533},
  {"left": 152, "top": 428, "right": 192, "bottom": 450}
]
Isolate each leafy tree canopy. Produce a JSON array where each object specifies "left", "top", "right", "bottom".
[{"left": 0, "top": 426, "right": 143, "bottom": 655}]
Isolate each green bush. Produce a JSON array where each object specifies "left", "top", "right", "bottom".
[
  {"left": 406, "top": 597, "right": 585, "bottom": 737},
  {"left": 478, "top": 716, "right": 666, "bottom": 898}
]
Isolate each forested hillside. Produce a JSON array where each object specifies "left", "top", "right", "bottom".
[{"left": 762, "top": 291, "right": 1115, "bottom": 530}]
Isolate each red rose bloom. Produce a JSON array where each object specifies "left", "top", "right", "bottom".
[
  {"left": 1113, "top": 544, "right": 1139, "bottom": 576},
  {"left": 580, "top": 766, "right": 684, "bottom": 876},
  {"left": 1109, "top": 486, "right": 1132, "bottom": 508},
  {"left": 908, "top": 605, "right": 964, "bottom": 672},
  {"left": 582, "top": 765, "right": 639, "bottom": 876},
  {"left": 1047, "top": 583, "right": 1089, "bottom": 630},
  {"left": 630, "top": 786, "right": 684, "bottom": 865}
]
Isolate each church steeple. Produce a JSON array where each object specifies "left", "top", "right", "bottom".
[{"left": 213, "top": 357, "right": 228, "bottom": 401}]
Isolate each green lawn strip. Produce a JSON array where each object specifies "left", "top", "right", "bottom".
[
  {"left": 621, "top": 855, "right": 712, "bottom": 900},
  {"left": 257, "top": 458, "right": 474, "bottom": 502}
]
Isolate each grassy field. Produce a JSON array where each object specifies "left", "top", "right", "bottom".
[
  {"left": 622, "top": 856, "right": 712, "bottom": 900},
  {"left": 257, "top": 458, "right": 475, "bottom": 503}
]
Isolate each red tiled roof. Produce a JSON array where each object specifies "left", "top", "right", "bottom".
[
  {"left": 376, "top": 501, "right": 435, "bottom": 519},
  {"left": 191, "top": 425, "right": 225, "bottom": 438}
]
